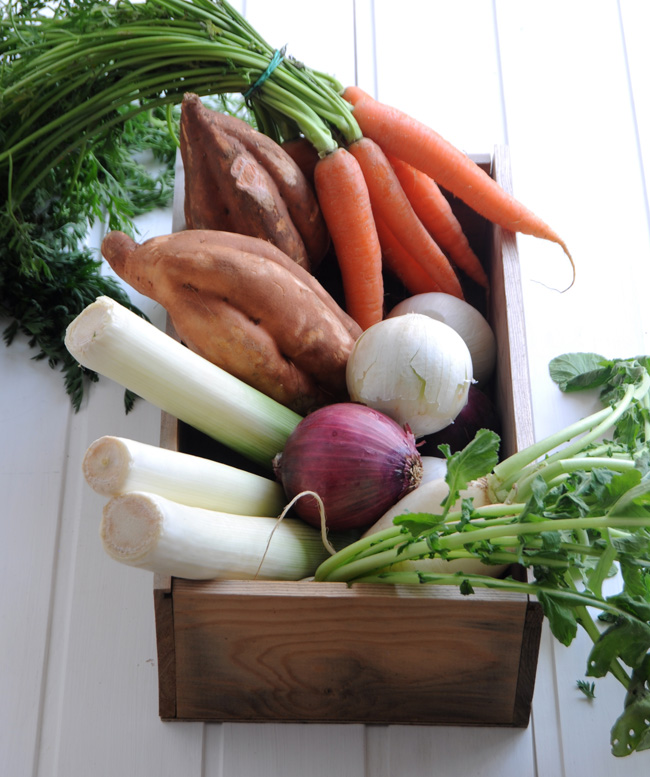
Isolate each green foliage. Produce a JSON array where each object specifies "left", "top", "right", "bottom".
[
  {"left": 576, "top": 679, "right": 596, "bottom": 699},
  {"left": 316, "top": 352, "right": 650, "bottom": 757},
  {"left": 0, "top": 105, "right": 179, "bottom": 409},
  {"left": 1, "top": 0, "right": 349, "bottom": 408}
]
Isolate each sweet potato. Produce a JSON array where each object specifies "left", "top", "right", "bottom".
[
  {"left": 101, "top": 230, "right": 358, "bottom": 414},
  {"left": 180, "top": 102, "right": 310, "bottom": 270},
  {"left": 281, "top": 136, "right": 320, "bottom": 185},
  {"left": 194, "top": 230, "right": 361, "bottom": 340},
  {"left": 181, "top": 95, "right": 329, "bottom": 268}
]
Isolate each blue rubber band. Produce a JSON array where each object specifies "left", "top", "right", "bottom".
[{"left": 244, "top": 46, "right": 286, "bottom": 100}]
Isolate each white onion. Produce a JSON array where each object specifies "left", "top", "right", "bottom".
[
  {"left": 345, "top": 313, "right": 473, "bottom": 437},
  {"left": 387, "top": 293, "right": 496, "bottom": 384}
]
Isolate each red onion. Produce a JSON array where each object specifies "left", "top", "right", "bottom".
[
  {"left": 418, "top": 385, "right": 501, "bottom": 456},
  {"left": 273, "top": 403, "right": 423, "bottom": 530}
]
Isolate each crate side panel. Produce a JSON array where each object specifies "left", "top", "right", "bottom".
[
  {"left": 153, "top": 577, "right": 177, "bottom": 719},
  {"left": 490, "top": 145, "right": 535, "bottom": 456},
  {"left": 172, "top": 586, "right": 528, "bottom": 725},
  {"left": 511, "top": 600, "right": 544, "bottom": 727}
]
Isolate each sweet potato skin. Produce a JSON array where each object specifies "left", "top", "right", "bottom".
[
  {"left": 180, "top": 99, "right": 310, "bottom": 270},
  {"left": 188, "top": 230, "right": 361, "bottom": 340},
  {"left": 281, "top": 136, "right": 319, "bottom": 185},
  {"left": 101, "top": 229, "right": 358, "bottom": 414},
  {"left": 181, "top": 95, "right": 329, "bottom": 268}
]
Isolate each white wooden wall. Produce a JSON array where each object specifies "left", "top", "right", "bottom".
[{"left": 2, "top": 2, "right": 650, "bottom": 775}]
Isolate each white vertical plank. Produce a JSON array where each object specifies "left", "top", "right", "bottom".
[
  {"left": 369, "top": 725, "right": 536, "bottom": 777},
  {"left": 621, "top": 0, "right": 650, "bottom": 287},
  {"left": 221, "top": 723, "right": 366, "bottom": 777},
  {"left": 370, "top": 0, "right": 506, "bottom": 153},
  {"left": 243, "top": 0, "right": 357, "bottom": 89},
  {"left": 354, "top": 0, "right": 378, "bottom": 95},
  {"left": 496, "top": 0, "right": 650, "bottom": 403},
  {"left": 32, "top": 209, "right": 207, "bottom": 775},
  {"left": 496, "top": 0, "right": 650, "bottom": 442},
  {"left": 0, "top": 340, "right": 72, "bottom": 777},
  {"left": 496, "top": 0, "right": 650, "bottom": 772},
  {"left": 528, "top": 625, "right": 567, "bottom": 777}
]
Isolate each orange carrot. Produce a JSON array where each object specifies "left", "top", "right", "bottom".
[
  {"left": 343, "top": 88, "right": 574, "bottom": 285},
  {"left": 341, "top": 84, "right": 373, "bottom": 106},
  {"left": 313, "top": 147, "right": 384, "bottom": 330},
  {"left": 348, "top": 137, "right": 464, "bottom": 299},
  {"left": 374, "top": 214, "right": 443, "bottom": 295},
  {"left": 389, "top": 156, "right": 489, "bottom": 288}
]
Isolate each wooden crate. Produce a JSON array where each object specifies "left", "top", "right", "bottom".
[{"left": 154, "top": 146, "right": 543, "bottom": 726}]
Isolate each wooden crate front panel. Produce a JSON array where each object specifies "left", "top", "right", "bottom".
[{"left": 170, "top": 580, "right": 540, "bottom": 726}]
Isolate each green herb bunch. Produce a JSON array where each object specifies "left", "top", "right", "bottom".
[
  {"left": 1, "top": 2, "right": 182, "bottom": 408},
  {"left": 0, "top": 0, "right": 359, "bottom": 408},
  {"left": 316, "top": 353, "right": 650, "bottom": 757}
]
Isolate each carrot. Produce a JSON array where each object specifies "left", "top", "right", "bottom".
[
  {"left": 341, "top": 84, "right": 373, "bottom": 106},
  {"left": 348, "top": 137, "right": 464, "bottom": 299},
  {"left": 313, "top": 147, "right": 384, "bottom": 330},
  {"left": 389, "top": 156, "right": 489, "bottom": 288},
  {"left": 374, "top": 214, "right": 442, "bottom": 295},
  {"left": 343, "top": 88, "right": 575, "bottom": 286}
]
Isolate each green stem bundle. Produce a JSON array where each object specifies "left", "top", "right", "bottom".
[
  {"left": 0, "top": 0, "right": 360, "bottom": 407},
  {"left": 315, "top": 353, "right": 650, "bottom": 758}
]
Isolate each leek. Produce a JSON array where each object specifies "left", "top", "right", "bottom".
[
  {"left": 100, "top": 491, "right": 329, "bottom": 580},
  {"left": 83, "top": 435, "right": 286, "bottom": 516},
  {"left": 65, "top": 296, "right": 301, "bottom": 468}
]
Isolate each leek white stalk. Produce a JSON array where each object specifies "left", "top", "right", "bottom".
[
  {"left": 100, "top": 491, "right": 329, "bottom": 580},
  {"left": 346, "top": 313, "right": 473, "bottom": 437},
  {"left": 83, "top": 435, "right": 286, "bottom": 516},
  {"left": 388, "top": 293, "right": 496, "bottom": 384},
  {"left": 65, "top": 297, "right": 301, "bottom": 468}
]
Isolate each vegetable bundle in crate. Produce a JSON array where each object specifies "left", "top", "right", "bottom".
[
  {"left": 53, "top": 1, "right": 650, "bottom": 753},
  {"left": 66, "top": 101, "right": 542, "bottom": 722},
  {"left": 149, "top": 143, "right": 543, "bottom": 727}
]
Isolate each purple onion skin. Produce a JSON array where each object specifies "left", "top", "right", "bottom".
[
  {"left": 418, "top": 385, "right": 501, "bottom": 456},
  {"left": 273, "top": 403, "right": 423, "bottom": 531}
]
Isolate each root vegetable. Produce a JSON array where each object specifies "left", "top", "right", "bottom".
[
  {"left": 346, "top": 313, "right": 473, "bottom": 436},
  {"left": 101, "top": 229, "right": 359, "bottom": 414},
  {"left": 388, "top": 293, "right": 496, "bottom": 384},
  {"left": 281, "top": 136, "right": 320, "bottom": 185},
  {"left": 179, "top": 229, "right": 360, "bottom": 340},
  {"left": 361, "top": 476, "right": 508, "bottom": 577},
  {"left": 273, "top": 402, "right": 422, "bottom": 531},
  {"left": 180, "top": 97, "right": 310, "bottom": 269},
  {"left": 314, "top": 146, "right": 384, "bottom": 330},
  {"left": 181, "top": 95, "right": 330, "bottom": 268}
]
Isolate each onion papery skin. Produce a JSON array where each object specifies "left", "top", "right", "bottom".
[
  {"left": 387, "top": 293, "right": 497, "bottom": 385},
  {"left": 273, "top": 403, "right": 423, "bottom": 530},
  {"left": 346, "top": 313, "right": 473, "bottom": 437},
  {"left": 418, "top": 385, "right": 501, "bottom": 456}
]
